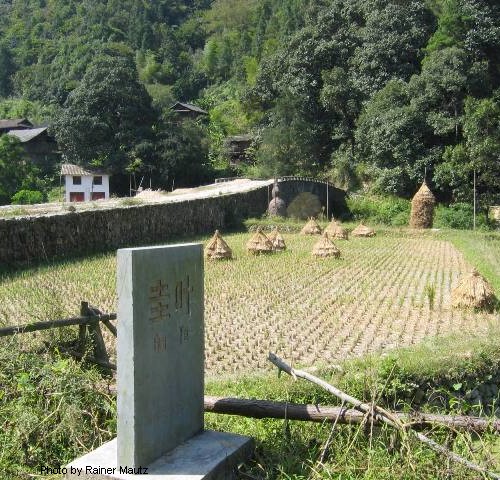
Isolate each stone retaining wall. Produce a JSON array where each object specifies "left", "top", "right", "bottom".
[{"left": 0, "top": 188, "right": 268, "bottom": 266}]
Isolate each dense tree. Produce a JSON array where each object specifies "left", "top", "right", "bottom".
[
  {"left": 0, "top": 136, "right": 43, "bottom": 205},
  {"left": 355, "top": 80, "right": 440, "bottom": 196},
  {"left": 0, "top": 0, "right": 498, "bottom": 204},
  {"left": 435, "top": 92, "right": 500, "bottom": 209},
  {"left": 155, "top": 117, "right": 211, "bottom": 188},
  {"left": 410, "top": 47, "right": 486, "bottom": 141},
  {"left": 0, "top": 43, "right": 14, "bottom": 97},
  {"left": 54, "top": 52, "right": 156, "bottom": 174},
  {"left": 320, "top": 67, "right": 361, "bottom": 153},
  {"left": 350, "top": 0, "right": 435, "bottom": 97},
  {"left": 254, "top": 94, "right": 327, "bottom": 177}
]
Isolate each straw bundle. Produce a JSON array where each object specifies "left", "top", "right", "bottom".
[
  {"left": 351, "top": 223, "right": 375, "bottom": 237},
  {"left": 312, "top": 232, "right": 341, "bottom": 258},
  {"left": 268, "top": 228, "right": 286, "bottom": 251},
  {"left": 451, "top": 269, "right": 496, "bottom": 310},
  {"left": 268, "top": 197, "right": 287, "bottom": 217},
  {"left": 301, "top": 217, "right": 322, "bottom": 235},
  {"left": 204, "top": 230, "right": 232, "bottom": 260},
  {"left": 410, "top": 181, "right": 435, "bottom": 229},
  {"left": 246, "top": 227, "right": 274, "bottom": 255},
  {"left": 325, "top": 219, "right": 349, "bottom": 240}
]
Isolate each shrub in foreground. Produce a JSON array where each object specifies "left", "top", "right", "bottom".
[{"left": 0, "top": 345, "right": 115, "bottom": 479}]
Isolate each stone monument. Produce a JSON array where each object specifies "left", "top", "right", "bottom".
[{"left": 66, "top": 243, "right": 253, "bottom": 479}]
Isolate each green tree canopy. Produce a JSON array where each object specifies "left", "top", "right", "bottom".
[
  {"left": 54, "top": 52, "right": 157, "bottom": 174},
  {"left": 0, "top": 136, "right": 42, "bottom": 205},
  {"left": 435, "top": 91, "right": 500, "bottom": 209}
]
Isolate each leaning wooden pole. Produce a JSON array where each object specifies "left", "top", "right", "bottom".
[
  {"left": 268, "top": 352, "right": 500, "bottom": 480},
  {"left": 203, "top": 396, "right": 500, "bottom": 433},
  {"left": 0, "top": 312, "right": 117, "bottom": 337}
]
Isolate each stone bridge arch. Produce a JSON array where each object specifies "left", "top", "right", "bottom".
[{"left": 274, "top": 176, "right": 348, "bottom": 219}]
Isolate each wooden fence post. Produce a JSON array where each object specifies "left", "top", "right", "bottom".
[
  {"left": 77, "top": 301, "right": 89, "bottom": 354},
  {"left": 81, "top": 301, "right": 110, "bottom": 364}
]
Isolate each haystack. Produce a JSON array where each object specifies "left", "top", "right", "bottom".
[
  {"left": 325, "top": 219, "right": 349, "bottom": 240},
  {"left": 410, "top": 181, "right": 435, "bottom": 229},
  {"left": 268, "top": 196, "right": 287, "bottom": 217},
  {"left": 312, "top": 232, "right": 341, "bottom": 258},
  {"left": 246, "top": 227, "right": 274, "bottom": 255},
  {"left": 268, "top": 228, "right": 286, "bottom": 251},
  {"left": 301, "top": 217, "right": 322, "bottom": 235},
  {"left": 204, "top": 230, "right": 232, "bottom": 260},
  {"left": 351, "top": 223, "right": 375, "bottom": 237},
  {"left": 451, "top": 269, "right": 496, "bottom": 310}
]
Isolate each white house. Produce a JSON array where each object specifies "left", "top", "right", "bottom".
[{"left": 61, "top": 163, "right": 110, "bottom": 202}]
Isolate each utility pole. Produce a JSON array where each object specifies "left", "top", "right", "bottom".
[
  {"left": 473, "top": 169, "right": 477, "bottom": 231},
  {"left": 326, "top": 181, "right": 329, "bottom": 220}
]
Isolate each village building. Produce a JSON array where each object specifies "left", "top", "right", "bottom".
[
  {"left": 0, "top": 118, "right": 33, "bottom": 134},
  {"left": 61, "top": 163, "right": 110, "bottom": 202},
  {"left": 7, "top": 127, "right": 60, "bottom": 172},
  {"left": 1, "top": 118, "right": 60, "bottom": 173},
  {"left": 170, "top": 102, "right": 208, "bottom": 119},
  {"left": 225, "top": 134, "right": 253, "bottom": 164}
]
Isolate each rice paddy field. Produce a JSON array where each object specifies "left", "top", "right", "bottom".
[{"left": 1, "top": 226, "right": 498, "bottom": 377}]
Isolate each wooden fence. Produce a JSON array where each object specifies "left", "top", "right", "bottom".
[
  {"left": 0, "top": 301, "right": 117, "bottom": 370},
  {"left": 1, "top": 303, "right": 498, "bottom": 433}
]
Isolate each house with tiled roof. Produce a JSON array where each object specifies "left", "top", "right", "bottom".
[
  {"left": 61, "top": 163, "right": 110, "bottom": 202},
  {"left": 1, "top": 118, "right": 60, "bottom": 173},
  {"left": 170, "top": 101, "right": 208, "bottom": 118},
  {"left": 0, "top": 118, "right": 33, "bottom": 133}
]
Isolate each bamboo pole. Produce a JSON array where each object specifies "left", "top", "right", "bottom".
[{"left": 268, "top": 352, "right": 500, "bottom": 480}]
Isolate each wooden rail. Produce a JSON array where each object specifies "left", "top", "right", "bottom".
[
  {"left": 0, "top": 301, "right": 117, "bottom": 368},
  {"left": 0, "top": 310, "right": 117, "bottom": 337},
  {"left": 204, "top": 396, "right": 500, "bottom": 433}
]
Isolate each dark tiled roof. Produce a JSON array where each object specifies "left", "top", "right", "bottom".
[
  {"left": 0, "top": 118, "right": 33, "bottom": 129},
  {"left": 7, "top": 127, "right": 47, "bottom": 143},
  {"left": 171, "top": 102, "right": 208, "bottom": 115},
  {"left": 227, "top": 134, "right": 253, "bottom": 143}
]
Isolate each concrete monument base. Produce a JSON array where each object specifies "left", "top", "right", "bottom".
[{"left": 65, "top": 430, "right": 254, "bottom": 480}]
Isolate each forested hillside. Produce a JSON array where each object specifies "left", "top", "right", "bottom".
[{"left": 0, "top": 0, "right": 499, "bottom": 209}]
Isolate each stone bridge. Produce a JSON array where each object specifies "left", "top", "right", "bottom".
[
  {"left": 215, "top": 176, "right": 348, "bottom": 218},
  {"left": 276, "top": 176, "right": 347, "bottom": 218}
]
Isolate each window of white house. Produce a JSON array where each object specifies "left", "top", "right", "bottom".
[
  {"left": 73, "top": 175, "right": 82, "bottom": 185},
  {"left": 93, "top": 176, "right": 103, "bottom": 185}
]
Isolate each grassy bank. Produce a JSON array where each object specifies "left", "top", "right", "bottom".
[
  {"left": 2, "top": 328, "right": 499, "bottom": 479},
  {"left": 445, "top": 230, "right": 500, "bottom": 294},
  {"left": 0, "top": 224, "right": 499, "bottom": 478}
]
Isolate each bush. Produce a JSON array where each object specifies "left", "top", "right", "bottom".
[
  {"left": 11, "top": 189, "right": 44, "bottom": 205},
  {"left": 347, "top": 195, "right": 410, "bottom": 225},
  {"left": 434, "top": 203, "right": 489, "bottom": 230},
  {"left": 46, "top": 186, "right": 63, "bottom": 202},
  {"left": 287, "top": 192, "right": 322, "bottom": 219},
  {"left": 0, "top": 347, "right": 115, "bottom": 479}
]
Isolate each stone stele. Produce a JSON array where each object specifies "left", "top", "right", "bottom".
[{"left": 65, "top": 243, "right": 253, "bottom": 479}]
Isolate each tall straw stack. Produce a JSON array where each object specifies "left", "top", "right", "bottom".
[
  {"left": 351, "top": 223, "right": 375, "bottom": 237},
  {"left": 246, "top": 227, "right": 274, "bottom": 255},
  {"left": 410, "top": 181, "right": 435, "bottom": 229},
  {"left": 312, "top": 232, "right": 341, "bottom": 258},
  {"left": 451, "top": 269, "right": 496, "bottom": 310},
  {"left": 204, "top": 230, "right": 233, "bottom": 260},
  {"left": 325, "top": 219, "right": 349, "bottom": 240},
  {"left": 301, "top": 217, "right": 322, "bottom": 235},
  {"left": 268, "top": 228, "right": 286, "bottom": 251}
]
